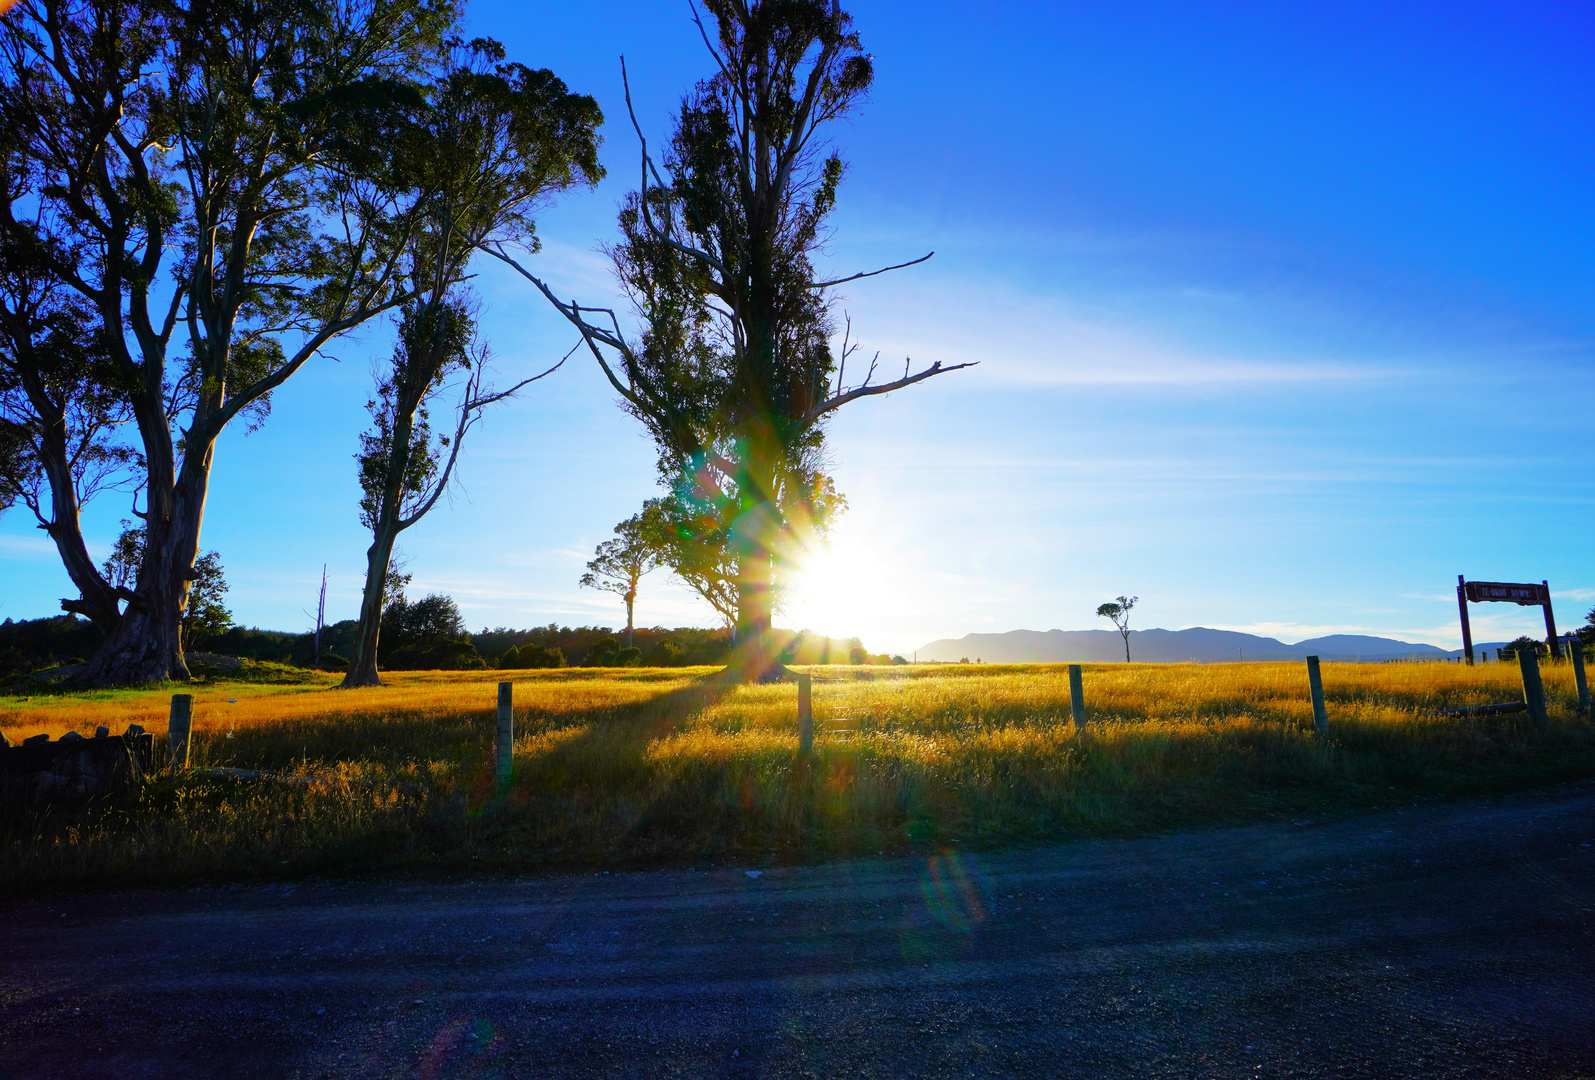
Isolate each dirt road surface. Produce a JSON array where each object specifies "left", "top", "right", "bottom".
[{"left": 4, "top": 785, "right": 1595, "bottom": 1079}]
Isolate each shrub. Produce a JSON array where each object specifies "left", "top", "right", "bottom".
[
  {"left": 510, "top": 644, "right": 565, "bottom": 669},
  {"left": 497, "top": 646, "right": 521, "bottom": 668},
  {"left": 385, "top": 638, "right": 485, "bottom": 671},
  {"left": 319, "top": 652, "right": 350, "bottom": 672},
  {"left": 1500, "top": 636, "right": 1549, "bottom": 661},
  {"left": 646, "top": 639, "right": 684, "bottom": 666},
  {"left": 585, "top": 636, "right": 621, "bottom": 667},
  {"left": 615, "top": 647, "right": 642, "bottom": 667}
]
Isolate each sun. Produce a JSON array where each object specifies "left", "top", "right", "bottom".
[{"left": 781, "top": 516, "right": 902, "bottom": 645}]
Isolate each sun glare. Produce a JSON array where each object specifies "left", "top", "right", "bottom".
[{"left": 783, "top": 517, "right": 905, "bottom": 647}]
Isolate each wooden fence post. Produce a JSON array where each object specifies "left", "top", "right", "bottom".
[
  {"left": 1518, "top": 650, "right": 1548, "bottom": 726},
  {"left": 1570, "top": 643, "right": 1590, "bottom": 716},
  {"left": 1068, "top": 665, "right": 1087, "bottom": 726},
  {"left": 1306, "top": 655, "right": 1329, "bottom": 736},
  {"left": 496, "top": 681, "right": 514, "bottom": 783},
  {"left": 167, "top": 694, "right": 192, "bottom": 770},
  {"left": 797, "top": 673, "right": 813, "bottom": 755}
]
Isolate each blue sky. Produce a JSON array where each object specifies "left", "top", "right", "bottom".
[{"left": 3, "top": 0, "right": 1592, "bottom": 653}]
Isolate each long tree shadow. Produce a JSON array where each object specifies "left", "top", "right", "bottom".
[{"left": 483, "top": 670, "right": 844, "bottom": 864}]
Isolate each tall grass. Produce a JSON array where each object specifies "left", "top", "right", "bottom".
[{"left": 3, "top": 660, "right": 1590, "bottom": 892}]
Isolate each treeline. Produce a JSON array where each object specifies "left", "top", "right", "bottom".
[{"left": 0, "top": 600, "right": 905, "bottom": 677}]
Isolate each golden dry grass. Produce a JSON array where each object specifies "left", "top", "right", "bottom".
[{"left": 3, "top": 659, "right": 1590, "bottom": 893}]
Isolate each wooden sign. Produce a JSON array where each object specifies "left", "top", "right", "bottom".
[
  {"left": 1457, "top": 576, "right": 1560, "bottom": 665},
  {"left": 1464, "top": 581, "right": 1551, "bottom": 606}
]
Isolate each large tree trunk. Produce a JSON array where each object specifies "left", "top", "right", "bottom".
[
  {"left": 343, "top": 522, "right": 399, "bottom": 688},
  {"left": 77, "top": 455, "right": 208, "bottom": 686},
  {"left": 343, "top": 364, "right": 427, "bottom": 689},
  {"left": 729, "top": 535, "right": 780, "bottom": 682},
  {"left": 624, "top": 591, "right": 635, "bottom": 649}
]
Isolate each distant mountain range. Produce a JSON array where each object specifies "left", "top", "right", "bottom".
[{"left": 912, "top": 627, "right": 1504, "bottom": 664}]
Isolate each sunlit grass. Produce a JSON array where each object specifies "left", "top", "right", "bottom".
[{"left": 3, "top": 660, "right": 1590, "bottom": 893}]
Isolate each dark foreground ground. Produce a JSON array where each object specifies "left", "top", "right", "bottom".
[{"left": 3, "top": 786, "right": 1594, "bottom": 1079}]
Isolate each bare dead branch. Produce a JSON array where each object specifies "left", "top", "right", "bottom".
[
  {"left": 804, "top": 359, "right": 978, "bottom": 427},
  {"left": 811, "top": 251, "right": 933, "bottom": 289}
]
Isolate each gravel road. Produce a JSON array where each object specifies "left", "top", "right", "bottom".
[{"left": 4, "top": 785, "right": 1594, "bottom": 1079}]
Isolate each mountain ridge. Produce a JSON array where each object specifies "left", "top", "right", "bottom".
[{"left": 912, "top": 627, "right": 1490, "bottom": 663}]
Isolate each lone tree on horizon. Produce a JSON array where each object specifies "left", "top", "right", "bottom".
[
  {"left": 1097, "top": 595, "right": 1138, "bottom": 662},
  {"left": 477, "top": 0, "right": 973, "bottom": 681}
]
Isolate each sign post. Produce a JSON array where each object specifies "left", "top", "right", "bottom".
[{"left": 1457, "top": 576, "right": 1560, "bottom": 664}]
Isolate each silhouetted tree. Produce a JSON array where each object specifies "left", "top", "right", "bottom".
[
  {"left": 336, "top": 40, "right": 602, "bottom": 688},
  {"left": 1096, "top": 595, "right": 1138, "bottom": 662},
  {"left": 1, "top": 0, "right": 460, "bottom": 685},
  {"left": 580, "top": 511, "right": 663, "bottom": 648},
  {"left": 480, "top": 0, "right": 971, "bottom": 680}
]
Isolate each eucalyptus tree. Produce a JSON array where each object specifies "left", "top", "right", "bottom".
[
  {"left": 483, "top": 0, "right": 972, "bottom": 678},
  {"left": 1096, "top": 595, "right": 1138, "bottom": 663},
  {"left": 340, "top": 43, "right": 602, "bottom": 688},
  {"left": 0, "top": 0, "right": 457, "bottom": 685},
  {"left": 580, "top": 509, "right": 664, "bottom": 648}
]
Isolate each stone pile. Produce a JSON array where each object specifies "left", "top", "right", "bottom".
[{"left": 0, "top": 725, "right": 154, "bottom": 811}]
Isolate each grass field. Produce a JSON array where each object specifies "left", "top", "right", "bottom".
[{"left": 3, "top": 659, "right": 1592, "bottom": 893}]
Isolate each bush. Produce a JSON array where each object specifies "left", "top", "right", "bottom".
[
  {"left": 384, "top": 638, "right": 486, "bottom": 671},
  {"left": 614, "top": 647, "right": 642, "bottom": 667},
  {"left": 585, "top": 636, "right": 621, "bottom": 667},
  {"left": 501, "top": 644, "right": 565, "bottom": 669},
  {"left": 646, "top": 639, "right": 684, "bottom": 666},
  {"left": 318, "top": 652, "right": 350, "bottom": 672},
  {"left": 1499, "top": 636, "right": 1550, "bottom": 661}
]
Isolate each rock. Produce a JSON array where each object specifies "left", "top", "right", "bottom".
[
  {"left": 95, "top": 727, "right": 109, "bottom": 739},
  {"left": 124, "top": 724, "right": 145, "bottom": 737},
  {"left": 0, "top": 731, "right": 9, "bottom": 749},
  {"left": 3, "top": 731, "right": 153, "bottom": 810}
]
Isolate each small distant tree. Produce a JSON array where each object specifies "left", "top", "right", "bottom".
[
  {"left": 182, "top": 552, "right": 233, "bottom": 650},
  {"left": 1572, "top": 606, "right": 1595, "bottom": 652},
  {"left": 580, "top": 511, "right": 662, "bottom": 648},
  {"left": 1096, "top": 595, "right": 1138, "bottom": 663}
]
